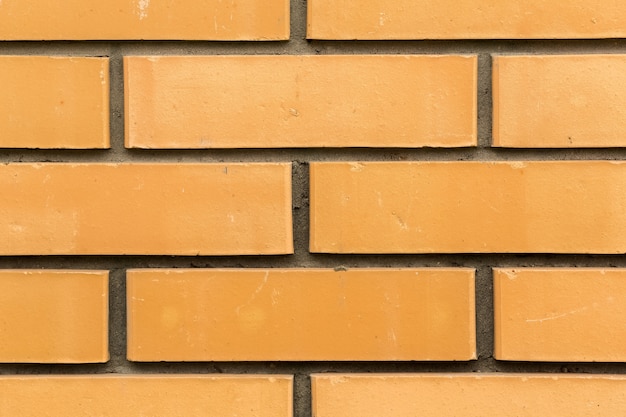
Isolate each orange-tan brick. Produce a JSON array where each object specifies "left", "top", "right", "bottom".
[
  {"left": 312, "top": 374, "right": 626, "bottom": 417},
  {"left": 0, "top": 56, "right": 109, "bottom": 149},
  {"left": 0, "top": 163, "right": 292, "bottom": 255},
  {"left": 310, "top": 161, "right": 626, "bottom": 254},
  {"left": 0, "top": 270, "right": 108, "bottom": 363},
  {"left": 494, "top": 55, "right": 626, "bottom": 148},
  {"left": 124, "top": 55, "right": 476, "bottom": 148},
  {"left": 494, "top": 268, "right": 626, "bottom": 362},
  {"left": 127, "top": 268, "right": 476, "bottom": 361},
  {"left": 307, "top": 1, "right": 626, "bottom": 39},
  {"left": 0, "top": 375, "right": 292, "bottom": 416},
  {"left": 0, "top": 0, "right": 288, "bottom": 40}
]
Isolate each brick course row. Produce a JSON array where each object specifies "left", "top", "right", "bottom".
[
  {"left": 4, "top": 55, "right": 626, "bottom": 148},
  {"left": 2, "top": 1, "right": 625, "bottom": 40},
  {"left": 2, "top": 268, "right": 625, "bottom": 363},
  {"left": 3, "top": 161, "right": 625, "bottom": 255},
  {"left": 1, "top": 374, "right": 625, "bottom": 415}
]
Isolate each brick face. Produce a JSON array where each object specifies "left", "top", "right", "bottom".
[
  {"left": 0, "top": 376, "right": 293, "bottom": 416},
  {"left": 310, "top": 161, "right": 626, "bottom": 254},
  {"left": 125, "top": 55, "right": 476, "bottom": 148},
  {"left": 0, "top": 163, "right": 292, "bottom": 255},
  {"left": 0, "top": 56, "right": 109, "bottom": 149},
  {"left": 0, "top": 270, "right": 108, "bottom": 363},
  {"left": 307, "top": 1, "right": 626, "bottom": 39},
  {"left": 127, "top": 268, "right": 476, "bottom": 361},
  {"left": 0, "top": 0, "right": 289, "bottom": 40},
  {"left": 493, "top": 55, "right": 626, "bottom": 148},
  {"left": 312, "top": 374, "right": 626, "bottom": 417},
  {"left": 494, "top": 268, "right": 626, "bottom": 362}
]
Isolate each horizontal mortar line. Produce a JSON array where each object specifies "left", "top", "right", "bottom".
[
  {"left": 0, "top": 362, "right": 482, "bottom": 370},
  {"left": 305, "top": 39, "right": 626, "bottom": 53},
  {"left": 2, "top": 150, "right": 626, "bottom": 163},
  {"left": 106, "top": 361, "right": 626, "bottom": 373},
  {"left": 120, "top": 148, "right": 626, "bottom": 158},
  {"left": 1, "top": 362, "right": 625, "bottom": 375},
  {"left": 1, "top": 255, "right": 626, "bottom": 270},
  {"left": 3, "top": 39, "right": 626, "bottom": 55}
]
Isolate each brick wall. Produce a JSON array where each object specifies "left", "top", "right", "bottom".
[{"left": 1, "top": 0, "right": 626, "bottom": 415}]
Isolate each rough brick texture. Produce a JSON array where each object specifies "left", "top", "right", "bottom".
[{"left": 127, "top": 268, "right": 476, "bottom": 361}]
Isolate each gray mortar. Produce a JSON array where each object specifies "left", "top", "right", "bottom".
[{"left": 2, "top": 1, "right": 626, "bottom": 416}]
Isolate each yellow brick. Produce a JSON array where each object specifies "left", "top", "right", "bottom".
[
  {"left": 312, "top": 374, "right": 626, "bottom": 417},
  {"left": 493, "top": 55, "right": 626, "bottom": 148},
  {"left": 0, "top": 0, "right": 288, "bottom": 40},
  {"left": 307, "top": 0, "right": 626, "bottom": 39},
  {"left": 127, "top": 268, "right": 476, "bottom": 361},
  {"left": 0, "top": 163, "right": 292, "bottom": 255},
  {"left": 125, "top": 55, "right": 476, "bottom": 148},
  {"left": 0, "top": 270, "right": 108, "bottom": 363},
  {"left": 0, "top": 375, "right": 292, "bottom": 416},
  {"left": 0, "top": 56, "right": 109, "bottom": 149},
  {"left": 310, "top": 161, "right": 626, "bottom": 253},
  {"left": 494, "top": 268, "right": 626, "bottom": 362}
]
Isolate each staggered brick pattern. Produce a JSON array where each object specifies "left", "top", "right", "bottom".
[{"left": 1, "top": 0, "right": 625, "bottom": 415}]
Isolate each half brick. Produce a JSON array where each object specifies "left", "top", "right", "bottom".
[
  {"left": 494, "top": 268, "right": 626, "bottom": 362},
  {"left": 0, "top": 270, "right": 108, "bottom": 363},
  {"left": 494, "top": 55, "right": 626, "bottom": 148},
  {"left": 0, "top": 56, "right": 109, "bottom": 149}
]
